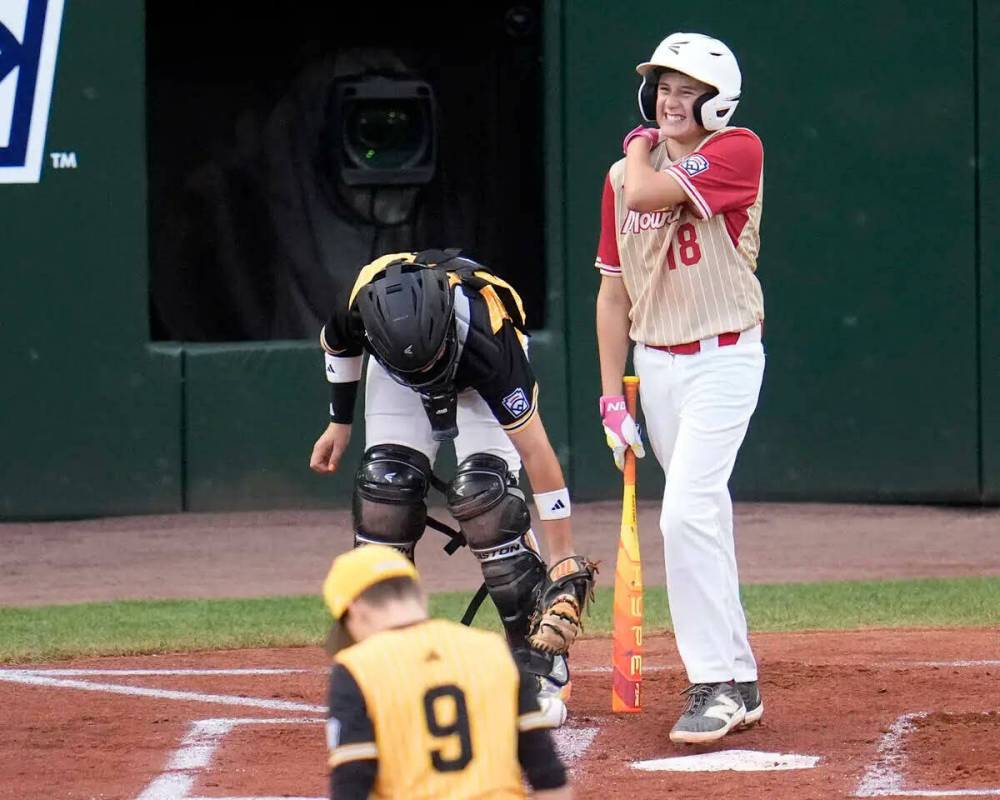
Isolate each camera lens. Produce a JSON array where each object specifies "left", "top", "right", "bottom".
[
  {"left": 334, "top": 76, "right": 436, "bottom": 186},
  {"left": 346, "top": 100, "right": 426, "bottom": 169}
]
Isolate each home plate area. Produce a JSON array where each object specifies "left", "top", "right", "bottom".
[
  {"left": 632, "top": 749, "right": 821, "bottom": 772},
  {"left": 0, "top": 630, "right": 998, "bottom": 799}
]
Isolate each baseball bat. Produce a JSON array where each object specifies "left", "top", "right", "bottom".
[{"left": 611, "top": 375, "right": 643, "bottom": 713}]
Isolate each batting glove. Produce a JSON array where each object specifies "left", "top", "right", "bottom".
[
  {"left": 622, "top": 125, "right": 661, "bottom": 155},
  {"left": 600, "top": 394, "right": 645, "bottom": 471}
]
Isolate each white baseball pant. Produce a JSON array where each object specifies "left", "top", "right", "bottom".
[
  {"left": 634, "top": 329, "right": 764, "bottom": 684},
  {"left": 364, "top": 357, "right": 521, "bottom": 472}
]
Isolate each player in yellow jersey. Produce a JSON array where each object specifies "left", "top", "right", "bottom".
[{"left": 323, "top": 545, "right": 572, "bottom": 799}]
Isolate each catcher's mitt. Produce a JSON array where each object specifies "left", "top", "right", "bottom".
[{"left": 528, "top": 555, "right": 598, "bottom": 654}]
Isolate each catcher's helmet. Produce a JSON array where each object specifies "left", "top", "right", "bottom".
[
  {"left": 636, "top": 33, "right": 741, "bottom": 131},
  {"left": 355, "top": 256, "right": 459, "bottom": 390}
]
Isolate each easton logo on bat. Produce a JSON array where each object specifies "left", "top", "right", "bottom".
[{"left": 0, "top": 0, "right": 65, "bottom": 184}]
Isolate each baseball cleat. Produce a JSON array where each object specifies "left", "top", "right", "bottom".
[
  {"left": 537, "top": 653, "right": 572, "bottom": 703},
  {"left": 669, "top": 682, "right": 746, "bottom": 744},
  {"left": 736, "top": 680, "right": 764, "bottom": 728}
]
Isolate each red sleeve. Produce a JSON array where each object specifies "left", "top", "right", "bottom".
[
  {"left": 594, "top": 172, "right": 621, "bottom": 274},
  {"left": 664, "top": 130, "right": 762, "bottom": 219}
]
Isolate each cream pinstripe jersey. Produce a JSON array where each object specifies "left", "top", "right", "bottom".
[{"left": 595, "top": 127, "right": 765, "bottom": 346}]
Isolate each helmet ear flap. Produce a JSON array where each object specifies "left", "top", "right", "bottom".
[
  {"left": 692, "top": 89, "right": 718, "bottom": 129},
  {"left": 637, "top": 70, "right": 659, "bottom": 122}
]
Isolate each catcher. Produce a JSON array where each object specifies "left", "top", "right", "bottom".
[{"left": 310, "top": 249, "right": 596, "bottom": 709}]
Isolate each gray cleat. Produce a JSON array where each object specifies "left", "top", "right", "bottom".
[
  {"left": 669, "top": 682, "right": 747, "bottom": 744},
  {"left": 736, "top": 680, "right": 764, "bottom": 728}
]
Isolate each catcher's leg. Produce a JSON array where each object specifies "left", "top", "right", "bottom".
[
  {"left": 447, "top": 452, "right": 544, "bottom": 646},
  {"left": 352, "top": 444, "right": 432, "bottom": 558},
  {"left": 446, "top": 453, "right": 570, "bottom": 697}
]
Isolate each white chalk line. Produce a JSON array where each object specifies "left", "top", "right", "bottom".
[
  {"left": 0, "top": 670, "right": 325, "bottom": 713},
  {"left": 137, "top": 715, "right": 596, "bottom": 800},
  {"left": 854, "top": 711, "right": 1000, "bottom": 797},
  {"left": 135, "top": 718, "right": 322, "bottom": 800},
  {"left": 28, "top": 668, "right": 312, "bottom": 676}
]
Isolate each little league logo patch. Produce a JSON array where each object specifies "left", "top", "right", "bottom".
[
  {"left": 502, "top": 387, "right": 530, "bottom": 417},
  {"left": 0, "top": 0, "right": 65, "bottom": 184},
  {"left": 678, "top": 153, "right": 710, "bottom": 177}
]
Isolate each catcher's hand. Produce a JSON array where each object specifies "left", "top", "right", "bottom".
[
  {"left": 600, "top": 394, "right": 645, "bottom": 471},
  {"left": 528, "top": 556, "right": 598, "bottom": 654}
]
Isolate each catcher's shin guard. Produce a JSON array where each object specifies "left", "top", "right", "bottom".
[
  {"left": 352, "top": 444, "right": 432, "bottom": 558},
  {"left": 447, "top": 453, "right": 547, "bottom": 647}
]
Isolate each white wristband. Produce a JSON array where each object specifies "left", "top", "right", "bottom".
[
  {"left": 534, "top": 488, "right": 571, "bottom": 521},
  {"left": 324, "top": 353, "right": 363, "bottom": 383}
]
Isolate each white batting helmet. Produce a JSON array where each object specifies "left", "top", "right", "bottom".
[{"left": 635, "top": 33, "right": 742, "bottom": 131}]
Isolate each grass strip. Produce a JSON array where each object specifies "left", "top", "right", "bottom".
[{"left": 1, "top": 576, "right": 997, "bottom": 664}]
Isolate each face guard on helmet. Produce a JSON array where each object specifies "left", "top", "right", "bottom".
[
  {"left": 355, "top": 258, "right": 460, "bottom": 392},
  {"left": 635, "top": 32, "right": 741, "bottom": 131}
]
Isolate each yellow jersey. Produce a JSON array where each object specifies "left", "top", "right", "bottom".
[{"left": 327, "top": 619, "right": 557, "bottom": 799}]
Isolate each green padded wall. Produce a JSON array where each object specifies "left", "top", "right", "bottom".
[
  {"left": 182, "top": 337, "right": 568, "bottom": 511},
  {"left": 3, "top": 1, "right": 996, "bottom": 518},
  {"left": 980, "top": 0, "right": 1000, "bottom": 502},
  {"left": 0, "top": 1, "right": 181, "bottom": 518},
  {"left": 561, "top": 1, "right": 980, "bottom": 502}
]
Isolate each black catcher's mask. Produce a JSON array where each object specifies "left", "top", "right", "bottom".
[{"left": 355, "top": 258, "right": 459, "bottom": 393}]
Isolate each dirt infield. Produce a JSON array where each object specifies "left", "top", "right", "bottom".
[
  {"left": 1, "top": 628, "right": 998, "bottom": 799},
  {"left": 2, "top": 502, "right": 999, "bottom": 798}
]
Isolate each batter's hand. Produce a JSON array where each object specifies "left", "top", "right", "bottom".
[
  {"left": 623, "top": 125, "right": 662, "bottom": 155},
  {"left": 309, "top": 422, "right": 352, "bottom": 474},
  {"left": 600, "top": 394, "right": 645, "bottom": 471}
]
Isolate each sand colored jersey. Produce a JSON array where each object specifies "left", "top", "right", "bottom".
[
  {"left": 328, "top": 619, "right": 555, "bottom": 799},
  {"left": 595, "top": 127, "right": 765, "bottom": 346}
]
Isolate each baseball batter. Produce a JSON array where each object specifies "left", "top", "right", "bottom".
[
  {"left": 310, "top": 249, "right": 596, "bottom": 712},
  {"left": 595, "top": 33, "right": 766, "bottom": 744}
]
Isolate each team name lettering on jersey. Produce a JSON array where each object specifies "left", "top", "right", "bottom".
[
  {"left": 595, "top": 128, "right": 766, "bottom": 346},
  {"left": 620, "top": 207, "right": 682, "bottom": 235}
]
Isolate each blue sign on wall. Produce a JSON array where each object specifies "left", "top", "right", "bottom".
[{"left": 0, "top": 0, "right": 64, "bottom": 183}]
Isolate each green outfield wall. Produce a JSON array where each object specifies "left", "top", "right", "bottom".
[
  {"left": 0, "top": 0, "right": 995, "bottom": 518},
  {"left": 979, "top": 0, "right": 1000, "bottom": 502}
]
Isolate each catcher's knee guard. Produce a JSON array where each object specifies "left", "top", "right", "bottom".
[
  {"left": 353, "top": 444, "right": 431, "bottom": 558},
  {"left": 447, "top": 453, "right": 546, "bottom": 648}
]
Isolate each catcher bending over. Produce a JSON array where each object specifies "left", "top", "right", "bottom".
[{"left": 310, "top": 249, "right": 596, "bottom": 711}]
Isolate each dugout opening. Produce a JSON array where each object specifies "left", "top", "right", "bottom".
[{"left": 146, "top": 1, "right": 546, "bottom": 342}]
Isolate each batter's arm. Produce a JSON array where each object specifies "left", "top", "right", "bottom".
[
  {"left": 596, "top": 276, "right": 633, "bottom": 396},
  {"left": 622, "top": 138, "right": 689, "bottom": 212},
  {"left": 507, "top": 416, "right": 574, "bottom": 564}
]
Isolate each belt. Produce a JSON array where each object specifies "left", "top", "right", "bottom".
[{"left": 646, "top": 324, "right": 762, "bottom": 355}]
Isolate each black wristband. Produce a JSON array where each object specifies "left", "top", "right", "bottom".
[{"left": 329, "top": 382, "right": 360, "bottom": 424}]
